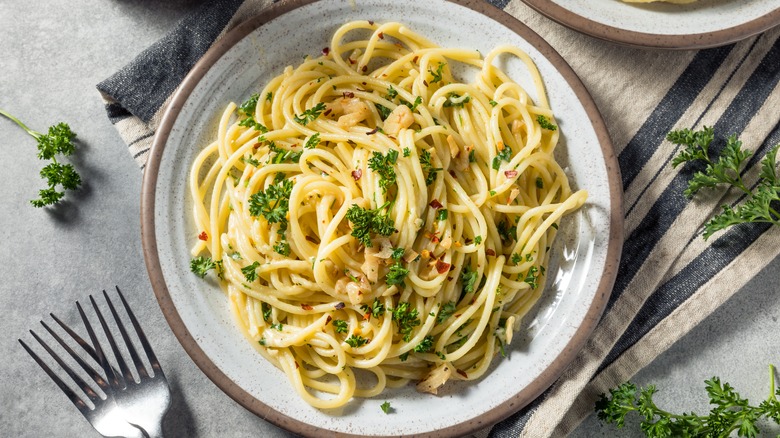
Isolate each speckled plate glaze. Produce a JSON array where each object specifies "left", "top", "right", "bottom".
[
  {"left": 141, "top": 0, "right": 622, "bottom": 436},
  {"left": 521, "top": 0, "right": 780, "bottom": 49}
]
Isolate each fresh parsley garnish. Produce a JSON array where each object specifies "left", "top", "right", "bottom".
[
  {"left": 420, "top": 149, "right": 443, "bottom": 186},
  {"left": 190, "top": 256, "right": 218, "bottom": 278},
  {"left": 402, "top": 96, "right": 423, "bottom": 112},
  {"left": 375, "top": 103, "right": 392, "bottom": 120},
  {"left": 492, "top": 145, "right": 512, "bottom": 170},
  {"left": 380, "top": 401, "right": 392, "bottom": 414},
  {"left": 345, "top": 334, "right": 368, "bottom": 348},
  {"left": 273, "top": 240, "right": 291, "bottom": 256},
  {"left": 436, "top": 209, "right": 448, "bottom": 221},
  {"left": 385, "top": 262, "right": 409, "bottom": 286},
  {"left": 489, "top": 100, "right": 498, "bottom": 107},
  {"left": 429, "top": 63, "right": 445, "bottom": 83},
  {"left": 443, "top": 93, "right": 471, "bottom": 108},
  {"left": 249, "top": 178, "right": 293, "bottom": 226},
  {"left": 386, "top": 86, "right": 398, "bottom": 99},
  {"left": 241, "top": 154, "right": 261, "bottom": 167},
  {"left": 391, "top": 247, "right": 405, "bottom": 260},
  {"left": 668, "top": 127, "right": 780, "bottom": 239},
  {"left": 460, "top": 267, "right": 479, "bottom": 299},
  {"left": 332, "top": 319, "right": 348, "bottom": 333},
  {"left": 524, "top": 266, "right": 539, "bottom": 289},
  {"left": 437, "top": 301, "right": 457, "bottom": 323},
  {"left": 293, "top": 102, "right": 326, "bottom": 125},
  {"left": 392, "top": 302, "right": 420, "bottom": 342},
  {"left": 345, "top": 202, "right": 396, "bottom": 247},
  {"left": 262, "top": 302, "right": 272, "bottom": 322},
  {"left": 596, "top": 365, "right": 780, "bottom": 438},
  {"left": 536, "top": 115, "right": 557, "bottom": 131},
  {"left": 361, "top": 298, "right": 386, "bottom": 318},
  {"left": 1, "top": 110, "right": 82, "bottom": 207},
  {"left": 269, "top": 142, "right": 302, "bottom": 164},
  {"left": 403, "top": 147, "right": 411, "bottom": 157},
  {"left": 238, "top": 93, "right": 260, "bottom": 116},
  {"left": 242, "top": 261, "right": 260, "bottom": 282},
  {"left": 368, "top": 149, "right": 399, "bottom": 192},
  {"left": 304, "top": 133, "right": 320, "bottom": 149},
  {"left": 414, "top": 335, "right": 434, "bottom": 353}
]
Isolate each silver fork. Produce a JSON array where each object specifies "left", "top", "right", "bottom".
[{"left": 19, "top": 287, "right": 170, "bottom": 438}]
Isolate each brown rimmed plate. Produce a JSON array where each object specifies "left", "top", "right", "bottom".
[
  {"left": 141, "top": 0, "right": 623, "bottom": 436},
  {"left": 521, "top": 0, "right": 780, "bottom": 50}
]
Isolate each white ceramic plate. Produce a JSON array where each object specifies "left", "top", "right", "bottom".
[
  {"left": 521, "top": 0, "right": 780, "bottom": 49},
  {"left": 141, "top": 0, "right": 622, "bottom": 436}
]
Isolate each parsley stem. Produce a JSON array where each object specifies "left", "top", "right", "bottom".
[
  {"left": 770, "top": 364, "right": 777, "bottom": 401},
  {"left": 0, "top": 108, "right": 40, "bottom": 139}
]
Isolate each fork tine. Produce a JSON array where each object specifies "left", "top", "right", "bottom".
[
  {"left": 102, "top": 289, "right": 149, "bottom": 379},
  {"left": 40, "top": 319, "right": 108, "bottom": 392},
  {"left": 78, "top": 300, "right": 121, "bottom": 390},
  {"left": 28, "top": 329, "right": 101, "bottom": 405},
  {"left": 18, "top": 338, "right": 91, "bottom": 415},
  {"left": 115, "top": 286, "right": 164, "bottom": 377},
  {"left": 89, "top": 294, "right": 135, "bottom": 387},
  {"left": 50, "top": 312, "right": 100, "bottom": 364}
]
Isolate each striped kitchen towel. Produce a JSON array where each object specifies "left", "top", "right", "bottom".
[{"left": 97, "top": 0, "right": 780, "bottom": 436}]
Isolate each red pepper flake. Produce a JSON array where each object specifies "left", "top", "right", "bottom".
[
  {"left": 447, "top": 276, "right": 453, "bottom": 281},
  {"left": 324, "top": 108, "right": 332, "bottom": 116},
  {"left": 343, "top": 91, "right": 355, "bottom": 99},
  {"left": 435, "top": 259, "right": 451, "bottom": 274},
  {"left": 253, "top": 142, "right": 261, "bottom": 150},
  {"left": 322, "top": 47, "right": 330, "bottom": 56},
  {"left": 363, "top": 313, "right": 371, "bottom": 321},
  {"left": 378, "top": 32, "right": 384, "bottom": 39},
  {"left": 349, "top": 58, "right": 356, "bottom": 64},
  {"left": 198, "top": 231, "right": 208, "bottom": 241},
  {"left": 423, "top": 80, "right": 428, "bottom": 87},
  {"left": 295, "top": 361, "right": 299, "bottom": 369},
  {"left": 366, "top": 127, "right": 380, "bottom": 135},
  {"left": 362, "top": 82, "right": 367, "bottom": 85},
  {"left": 424, "top": 231, "right": 440, "bottom": 244},
  {"left": 464, "top": 238, "right": 473, "bottom": 245},
  {"left": 449, "top": 170, "right": 457, "bottom": 178},
  {"left": 485, "top": 248, "right": 496, "bottom": 257},
  {"left": 413, "top": 56, "right": 418, "bottom": 63},
  {"left": 429, "top": 199, "right": 443, "bottom": 209},
  {"left": 326, "top": 315, "right": 333, "bottom": 324},
  {"left": 368, "top": 20, "right": 374, "bottom": 25},
  {"left": 456, "top": 369, "right": 468, "bottom": 378},
  {"left": 305, "top": 235, "right": 319, "bottom": 244},
  {"left": 504, "top": 170, "right": 518, "bottom": 178},
  {"left": 352, "top": 169, "right": 362, "bottom": 181},
  {"left": 335, "top": 302, "right": 346, "bottom": 310},
  {"left": 301, "top": 304, "right": 313, "bottom": 311},
  {"left": 361, "top": 65, "right": 368, "bottom": 72}
]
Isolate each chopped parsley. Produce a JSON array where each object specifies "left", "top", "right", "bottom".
[
  {"left": 429, "top": 63, "right": 445, "bottom": 83},
  {"left": 391, "top": 247, "right": 405, "bottom": 260},
  {"left": 414, "top": 335, "right": 434, "bottom": 353},
  {"left": 460, "top": 267, "right": 478, "bottom": 299},
  {"left": 385, "top": 262, "right": 409, "bottom": 286},
  {"left": 511, "top": 253, "right": 522, "bottom": 265},
  {"left": 474, "top": 235, "right": 482, "bottom": 245},
  {"left": 437, "top": 301, "right": 457, "bottom": 323},
  {"left": 436, "top": 351, "right": 446, "bottom": 360},
  {"left": 375, "top": 103, "right": 392, "bottom": 120},
  {"left": 345, "top": 202, "right": 396, "bottom": 247},
  {"left": 392, "top": 302, "right": 420, "bottom": 342},
  {"left": 380, "top": 401, "right": 392, "bottom": 414},
  {"left": 332, "top": 319, "right": 349, "bottom": 333},
  {"left": 265, "top": 92, "right": 273, "bottom": 102},
  {"left": 497, "top": 219, "right": 517, "bottom": 244},
  {"left": 238, "top": 93, "right": 260, "bottom": 116},
  {"left": 386, "top": 86, "right": 398, "bottom": 99},
  {"left": 248, "top": 178, "right": 293, "bottom": 226},
  {"left": 403, "top": 147, "right": 411, "bottom": 157},
  {"left": 443, "top": 93, "right": 471, "bottom": 108},
  {"left": 190, "top": 256, "right": 217, "bottom": 278},
  {"left": 361, "top": 298, "right": 386, "bottom": 319},
  {"left": 262, "top": 302, "right": 272, "bottom": 322},
  {"left": 293, "top": 102, "right": 327, "bottom": 125},
  {"left": 420, "top": 149, "right": 442, "bottom": 186},
  {"left": 241, "top": 154, "right": 261, "bottom": 167},
  {"left": 345, "top": 334, "right": 368, "bottom": 347},
  {"left": 436, "top": 209, "right": 448, "bottom": 221},
  {"left": 536, "top": 177, "right": 544, "bottom": 189},
  {"left": 489, "top": 100, "right": 498, "bottom": 107},
  {"left": 524, "top": 266, "right": 540, "bottom": 289},
  {"left": 402, "top": 96, "right": 423, "bottom": 112},
  {"left": 492, "top": 145, "right": 512, "bottom": 170},
  {"left": 270, "top": 322, "right": 283, "bottom": 331},
  {"left": 238, "top": 116, "right": 268, "bottom": 133},
  {"left": 242, "top": 261, "right": 260, "bottom": 282},
  {"left": 269, "top": 142, "right": 302, "bottom": 164},
  {"left": 368, "top": 149, "right": 399, "bottom": 192},
  {"left": 536, "top": 115, "right": 557, "bottom": 131},
  {"left": 273, "top": 240, "right": 291, "bottom": 256},
  {"left": 304, "top": 133, "right": 320, "bottom": 149}
]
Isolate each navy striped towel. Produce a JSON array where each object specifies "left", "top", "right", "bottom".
[{"left": 97, "top": 0, "right": 780, "bottom": 436}]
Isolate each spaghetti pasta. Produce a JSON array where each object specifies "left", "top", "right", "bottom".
[{"left": 189, "top": 21, "right": 587, "bottom": 409}]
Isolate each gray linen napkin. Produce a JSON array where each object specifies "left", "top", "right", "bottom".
[{"left": 97, "top": 0, "right": 780, "bottom": 436}]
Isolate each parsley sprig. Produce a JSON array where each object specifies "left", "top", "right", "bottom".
[
  {"left": 669, "top": 127, "right": 780, "bottom": 239},
  {"left": 293, "top": 102, "right": 327, "bottom": 125},
  {"left": 368, "top": 149, "right": 399, "bottom": 192},
  {"left": 596, "top": 365, "right": 780, "bottom": 437},
  {"left": 345, "top": 202, "right": 396, "bottom": 247},
  {"left": 1, "top": 110, "right": 82, "bottom": 207}
]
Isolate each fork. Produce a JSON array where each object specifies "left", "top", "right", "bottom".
[{"left": 19, "top": 287, "right": 171, "bottom": 438}]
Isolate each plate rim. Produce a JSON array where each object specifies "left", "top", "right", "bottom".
[
  {"left": 520, "top": 0, "right": 780, "bottom": 50},
  {"left": 140, "top": 0, "right": 624, "bottom": 436}
]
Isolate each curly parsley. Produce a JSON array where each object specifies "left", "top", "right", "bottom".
[
  {"left": 293, "top": 102, "right": 326, "bottom": 125},
  {"left": 345, "top": 202, "right": 396, "bottom": 247},
  {"left": 368, "top": 149, "right": 399, "bottom": 192}
]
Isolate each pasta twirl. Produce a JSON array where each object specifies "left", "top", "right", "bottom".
[{"left": 189, "top": 21, "right": 586, "bottom": 409}]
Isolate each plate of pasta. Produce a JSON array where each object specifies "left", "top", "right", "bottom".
[
  {"left": 141, "top": 0, "right": 622, "bottom": 436},
  {"left": 520, "top": 0, "right": 780, "bottom": 49}
]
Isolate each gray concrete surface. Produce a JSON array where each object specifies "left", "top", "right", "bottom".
[{"left": 0, "top": 1, "right": 777, "bottom": 437}]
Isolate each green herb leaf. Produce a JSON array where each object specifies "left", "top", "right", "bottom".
[
  {"left": 361, "top": 298, "right": 386, "bottom": 319},
  {"left": 304, "top": 133, "right": 320, "bottom": 149},
  {"left": 368, "top": 149, "right": 399, "bottom": 192},
  {"left": 190, "top": 256, "right": 217, "bottom": 278},
  {"left": 380, "top": 401, "right": 392, "bottom": 414},
  {"left": 536, "top": 115, "right": 557, "bottom": 131},
  {"left": 242, "top": 261, "right": 261, "bottom": 282},
  {"left": 345, "top": 202, "right": 396, "bottom": 247},
  {"left": 413, "top": 335, "right": 434, "bottom": 353},
  {"left": 391, "top": 302, "right": 420, "bottom": 342},
  {"left": 345, "top": 334, "right": 368, "bottom": 347},
  {"left": 437, "top": 301, "right": 457, "bottom": 324},
  {"left": 332, "top": 319, "right": 348, "bottom": 334},
  {"left": 386, "top": 262, "right": 409, "bottom": 286},
  {"left": 429, "top": 62, "right": 445, "bottom": 83},
  {"left": 294, "top": 102, "right": 327, "bottom": 125}
]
